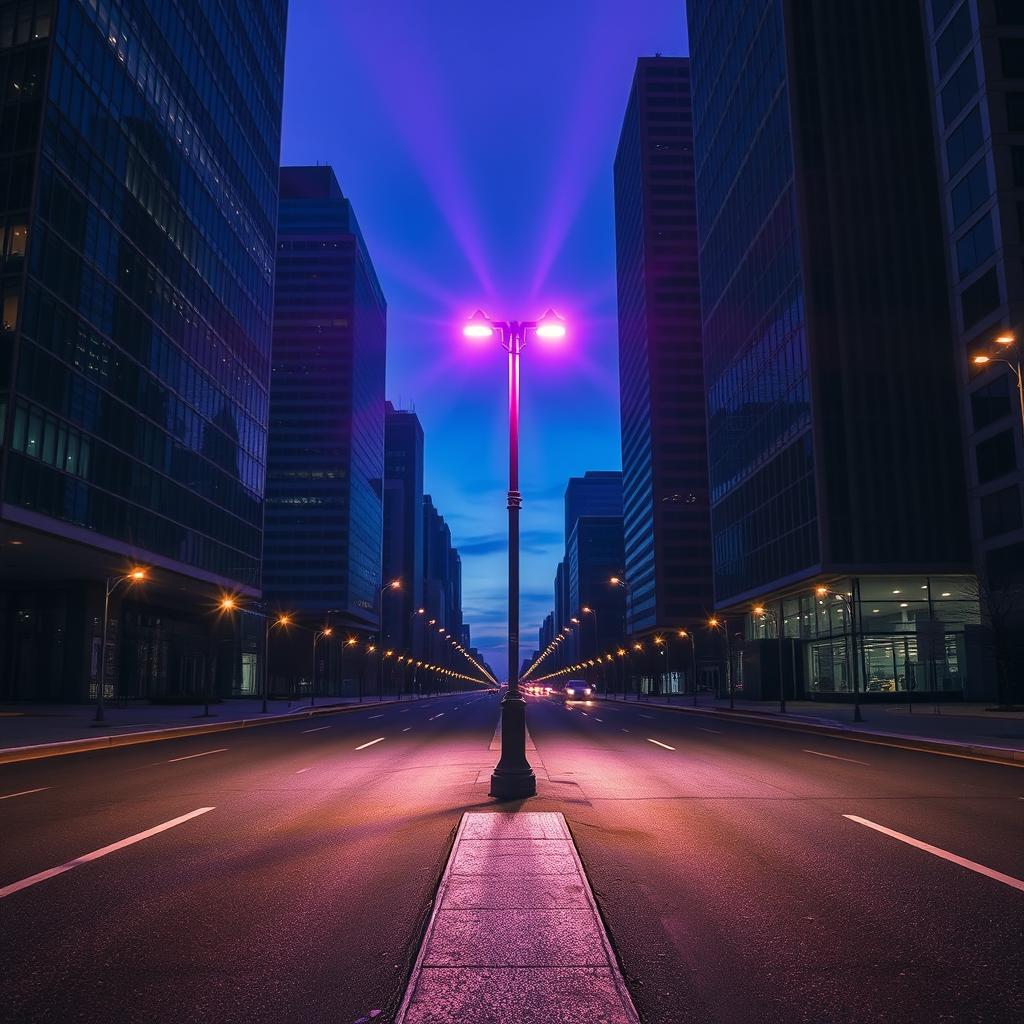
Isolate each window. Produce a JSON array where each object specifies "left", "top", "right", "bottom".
[
  {"left": 6, "top": 223, "right": 25, "bottom": 257},
  {"left": 961, "top": 267, "right": 1001, "bottom": 327},
  {"left": 951, "top": 158, "right": 989, "bottom": 226},
  {"left": 2, "top": 290, "right": 17, "bottom": 331},
  {"left": 937, "top": 5, "right": 971, "bottom": 77},
  {"left": 1008, "top": 92, "right": 1024, "bottom": 130},
  {"left": 981, "top": 486, "right": 1023, "bottom": 538},
  {"left": 947, "top": 105, "right": 983, "bottom": 176},
  {"left": 932, "top": 0, "right": 961, "bottom": 28},
  {"left": 976, "top": 429, "right": 1016, "bottom": 483},
  {"left": 1002, "top": 39, "right": 1024, "bottom": 79},
  {"left": 942, "top": 56, "right": 978, "bottom": 126},
  {"left": 957, "top": 213, "right": 996, "bottom": 279},
  {"left": 971, "top": 373, "right": 1011, "bottom": 430}
]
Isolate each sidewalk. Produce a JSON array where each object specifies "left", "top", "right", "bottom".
[
  {"left": 0, "top": 694, "right": 419, "bottom": 750},
  {"left": 602, "top": 693, "right": 1024, "bottom": 754}
]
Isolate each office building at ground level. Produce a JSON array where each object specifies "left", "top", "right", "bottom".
[{"left": 0, "top": 0, "right": 287, "bottom": 701}]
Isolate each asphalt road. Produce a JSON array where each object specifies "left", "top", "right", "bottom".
[{"left": 1, "top": 691, "right": 1022, "bottom": 1023}]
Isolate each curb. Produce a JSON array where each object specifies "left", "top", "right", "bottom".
[
  {"left": 0, "top": 696, "right": 443, "bottom": 765},
  {"left": 599, "top": 697, "right": 1024, "bottom": 767}
]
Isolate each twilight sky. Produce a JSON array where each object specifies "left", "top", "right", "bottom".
[{"left": 280, "top": 1, "right": 688, "bottom": 676}]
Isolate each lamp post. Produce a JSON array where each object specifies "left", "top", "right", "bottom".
[
  {"left": 264, "top": 613, "right": 292, "bottom": 713},
  {"left": 753, "top": 603, "right": 786, "bottom": 714},
  {"left": 310, "top": 627, "right": 333, "bottom": 706},
  {"left": 708, "top": 617, "right": 733, "bottom": 710},
  {"left": 678, "top": 630, "right": 698, "bottom": 706},
  {"left": 816, "top": 585, "right": 862, "bottom": 722},
  {"left": 95, "top": 567, "right": 148, "bottom": 722},
  {"left": 609, "top": 575, "right": 632, "bottom": 639},
  {"left": 342, "top": 636, "right": 358, "bottom": 700},
  {"left": 376, "top": 579, "right": 401, "bottom": 699},
  {"left": 464, "top": 309, "right": 566, "bottom": 799},
  {"left": 972, "top": 332, "right": 1024, "bottom": 435}
]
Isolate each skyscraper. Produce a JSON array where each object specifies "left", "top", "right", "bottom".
[
  {"left": 0, "top": 0, "right": 287, "bottom": 701},
  {"left": 920, "top": 0, "right": 1024, "bottom": 691},
  {"left": 564, "top": 471, "right": 623, "bottom": 542},
  {"left": 382, "top": 401, "right": 424, "bottom": 654},
  {"left": 687, "top": 1, "right": 984, "bottom": 700},
  {"left": 263, "top": 166, "right": 386, "bottom": 640},
  {"left": 613, "top": 57, "right": 714, "bottom": 641}
]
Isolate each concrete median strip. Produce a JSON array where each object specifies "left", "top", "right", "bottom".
[{"left": 395, "top": 812, "right": 640, "bottom": 1024}]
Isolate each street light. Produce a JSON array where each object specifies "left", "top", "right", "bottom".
[
  {"left": 95, "top": 567, "right": 148, "bottom": 722},
  {"left": 753, "top": 604, "right": 786, "bottom": 714},
  {"left": 707, "top": 616, "right": 734, "bottom": 710},
  {"left": 377, "top": 580, "right": 401, "bottom": 699},
  {"left": 264, "top": 613, "right": 292, "bottom": 713},
  {"left": 815, "top": 585, "right": 862, "bottom": 722},
  {"left": 972, "top": 332, "right": 1024, "bottom": 435},
  {"left": 678, "top": 629, "right": 698, "bottom": 706},
  {"left": 311, "top": 627, "right": 332, "bottom": 706},
  {"left": 609, "top": 575, "right": 632, "bottom": 638},
  {"left": 463, "top": 309, "right": 567, "bottom": 799}
]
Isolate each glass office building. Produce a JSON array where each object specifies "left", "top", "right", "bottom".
[
  {"left": 0, "top": 0, "right": 287, "bottom": 700},
  {"left": 263, "top": 166, "right": 386, "bottom": 634},
  {"left": 687, "top": 1, "right": 984, "bottom": 699}
]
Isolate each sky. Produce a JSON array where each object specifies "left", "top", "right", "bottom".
[{"left": 280, "top": 1, "right": 689, "bottom": 676}]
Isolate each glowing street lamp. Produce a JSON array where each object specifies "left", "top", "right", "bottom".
[
  {"left": 972, "top": 331, "right": 1024, "bottom": 435},
  {"left": 815, "top": 585, "right": 862, "bottom": 722},
  {"left": 95, "top": 567, "right": 149, "bottom": 722},
  {"left": 753, "top": 603, "right": 786, "bottom": 714},
  {"left": 707, "top": 616, "right": 734, "bottom": 710},
  {"left": 311, "top": 626, "right": 333, "bottom": 707},
  {"left": 462, "top": 309, "right": 568, "bottom": 799}
]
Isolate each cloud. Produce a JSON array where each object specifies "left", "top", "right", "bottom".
[{"left": 457, "top": 528, "right": 562, "bottom": 557}]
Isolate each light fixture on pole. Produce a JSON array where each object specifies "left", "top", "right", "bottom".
[
  {"left": 95, "top": 567, "right": 148, "bottom": 722},
  {"left": 463, "top": 308, "right": 567, "bottom": 798}
]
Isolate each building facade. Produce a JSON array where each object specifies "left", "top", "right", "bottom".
[
  {"left": 382, "top": 401, "right": 424, "bottom": 655},
  {"left": 564, "top": 471, "right": 623, "bottom": 541},
  {"left": 263, "top": 166, "right": 386, "bottom": 642},
  {"left": 687, "top": 0, "right": 984, "bottom": 700},
  {"left": 613, "top": 57, "right": 715, "bottom": 641},
  {"left": 0, "top": 0, "right": 288, "bottom": 701},
  {"left": 920, "top": 0, "right": 1024, "bottom": 697}
]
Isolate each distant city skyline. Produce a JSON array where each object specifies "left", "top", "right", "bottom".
[{"left": 279, "top": 0, "right": 688, "bottom": 674}]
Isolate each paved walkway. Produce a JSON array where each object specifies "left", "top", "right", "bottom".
[
  {"left": 396, "top": 812, "right": 639, "bottom": 1024},
  {"left": 0, "top": 694, "right": 431, "bottom": 749},
  {"left": 603, "top": 693, "right": 1024, "bottom": 751}
]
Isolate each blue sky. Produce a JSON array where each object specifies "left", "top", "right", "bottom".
[{"left": 280, "top": 1, "right": 688, "bottom": 675}]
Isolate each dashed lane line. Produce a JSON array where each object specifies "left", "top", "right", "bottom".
[
  {"left": 0, "top": 787, "right": 49, "bottom": 801},
  {"left": 368, "top": 715, "right": 384, "bottom": 720},
  {"left": 355, "top": 737, "right": 386, "bottom": 750},
  {"left": 295, "top": 767, "right": 312, "bottom": 774},
  {"left": 301, "top": 726, "right": 331, "bottom": 734},
  {"left": 646, "top": 738, "right": 676, "bottom": 751},
  {"left": 0, "top": 807, "right": 215, "bottom": 900},
  {"left": 804, "top": 749, "right": 870, "bottom": 766},
  {"left": 844, "top": 814, "right": 1024, "bottom": 893},
  {"left": 698, "top": 727, "right": 722, "bottom": 734},
  {"left": 167, "top": 748, "right": 227, "bottom": 763}
]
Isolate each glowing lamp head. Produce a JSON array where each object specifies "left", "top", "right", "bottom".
[
  {"left": 708, "top": 617, "right": 720, "bottom": 628},
  {"left": 815, "top": 586, "right": 828, "bottom": 598},
  {"left": 323, "top": 627, "right": 333, "bottom": 637},
  {"left": 534, "top": 308, "right": 566, "bottom": 341},
  {"left": 463, "top": 310, "right": 493, "bottom": 340},
  {"left": 995, "top": 333, "right": 1015, "bottom": 346},
  {"left": 972, "top": 355, "right": 991, "bottom": 365},
  {"left": 753, "top": 605, "right": 766, "bottom": 617},
  {"left": 129, "top": 568, "right": 147, "bottom": 582},
  {"left": 219, "top": 596, "right": 237, "bottom": 612},
  {"left": 276, "top": 615, "right": 291, "bottom": 627}
]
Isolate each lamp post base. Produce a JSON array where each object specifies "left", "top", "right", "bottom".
[{"left": 489, "top": 694, "right": 536, "bottom": 799}]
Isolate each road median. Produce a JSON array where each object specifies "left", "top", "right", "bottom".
[{"left": 599, "top": 697, "right": 1024, "bottom": 767}]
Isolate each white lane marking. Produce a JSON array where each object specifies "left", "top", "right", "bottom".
[
  {"left": 167, "top": 748, "right": 227, "bottom": 763},
  {"left": 355, "top": 737, "right": 386, "bottom": 750},
  {"left": 368, "top": 715, "right": 384, "bottom": 719},
  {"left": 428, "top": 713, "right": 445, "bottom": 721},
  {"left": 0, "top": 787, "right": 49, "bottom": 801},
  {"left": 399, "top": 710, "right": 409, "bottom": 714},
  {"left": 0, "top": 807, "right": 214, "bottom": 900},
  {"left": 647, "top": 738, "right": 676, "bottom": 751},
  {"left": 804, "top": 749, "right": 869, "bottom": 766},
  {"left": 843, "top": 815, "right": 1024, "bottom": 893},
  {"left": 402, "top": 727, "right": 412, "bottom": 732},
  {"left": 594, "top": 718, "right": 604, "bottom": 723},
  {"left": 301, "top": 726, "right": 331, "bottom": 734},
  {"left": 698, "top": 727, "right": 722, "bottom": 734},
  {"left": 622, "top": 728, "right": 630, "bottom": 733},
  {"left": 579, "top": 711, "right": 589, "bottom": 716},
  {"left": 295, "top": 767, "right": 312, "bottom": 774}
]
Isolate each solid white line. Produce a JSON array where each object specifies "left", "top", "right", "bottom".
[
  {"left": 698, "top": 727, "right": 722, "bottom": 734},
  {"left": 0, "top": 807, "right": 214, "bottom": 900},
  {"left": 0, "top": 787, "right": 49, "bottom": 801},
  {"left": 369, "top": 715, "right": 384, "bottom": 719},
  {"left": 844, "top": 815, "right": 1024, "bottom": 893},
  {"left": 805, "top": 749, "right": 869, "bottom": 766},
  {"left": 167, "top": 748, "right": 227, "bottom": 763},
  {"left": 647, "top": 738, "right": 676, "bottom": 751},
  {"left": 301, "top": 726, "right": 330, "bottom": 734},
  {"left": 355, "top": 737, "right": 386, "bottom": 750},
  {"left": 295, "top": 767, "right": 312, "bottom": 774}
]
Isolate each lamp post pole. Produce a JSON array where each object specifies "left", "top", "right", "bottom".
[
  {"left": 463, "top": 311, "right": 564, "bottom": 799},
  {"left": 96, "top": 569, "right": 148, "bottom": 723},
  {"left": 311, "top": 628, "right": 331, "bottom": 707}
]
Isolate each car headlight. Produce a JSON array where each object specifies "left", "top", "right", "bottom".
[{"left": 566, "top": 688, "right": 575, "bottom": 695}]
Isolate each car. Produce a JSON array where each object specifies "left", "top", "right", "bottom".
[{"left": 558, "top": 679, "right": 593, "bottom": 700}]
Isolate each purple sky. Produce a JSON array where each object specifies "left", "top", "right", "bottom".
[{"left": 280, "top": 1, "right": 688, "bottom": 675}]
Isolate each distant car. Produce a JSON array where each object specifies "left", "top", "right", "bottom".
[{"left": 558, "top": 679, "right": 593, "bottom": 700}]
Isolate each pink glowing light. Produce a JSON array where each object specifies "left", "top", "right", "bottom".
[
  {"left": 463, "top": 310, "right": 494, "bottom": 340},
  {"left": 534, "top": 309, "right": 566, "bottom": 341}
]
